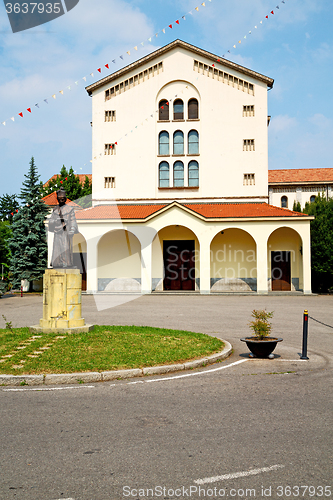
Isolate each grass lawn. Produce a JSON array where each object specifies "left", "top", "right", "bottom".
[{"left": 0, "top": 325, "right": 224, "bottom": 375}]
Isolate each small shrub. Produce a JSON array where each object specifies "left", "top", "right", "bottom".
[{"left": 249, "top": 310, "right": 274, "bottom": 340}]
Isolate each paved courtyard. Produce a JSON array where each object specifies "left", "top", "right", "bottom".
[{"left": 1, "top": 292, "right": 332, "bottom": 362}]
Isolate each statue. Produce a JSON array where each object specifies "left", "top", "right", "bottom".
[{"left": 48, "top": 188, "right": 78, "bottom": 268}]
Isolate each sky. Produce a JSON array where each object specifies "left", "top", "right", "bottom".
[{"left": 0, "top": 0, "right": 332, "bottom": 197}]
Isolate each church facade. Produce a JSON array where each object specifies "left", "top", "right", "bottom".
[{"left": 66, "top": 40, "right": 312, "bottom": 294}]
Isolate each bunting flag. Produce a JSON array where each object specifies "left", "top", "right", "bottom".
[{"left": 1, "top": 0, "right": 288, "bottom": 127}]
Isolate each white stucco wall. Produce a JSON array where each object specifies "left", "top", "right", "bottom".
[{"left": 91, "top": 46, "right": 270, "bottom": 204}]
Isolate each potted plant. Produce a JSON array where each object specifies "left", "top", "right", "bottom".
[{"left": 240, "top": 309, "right": 283, "bottom": 358}]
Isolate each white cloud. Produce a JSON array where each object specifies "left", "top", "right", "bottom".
[{"left": 269, "top": 114, "right": 298, "bottom": 133}]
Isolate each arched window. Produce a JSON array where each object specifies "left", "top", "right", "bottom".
[
  {"left": 158, "top": 131, "right": 169, "bottom": 155},
  {"left": 188, "top": 161, "right": 199, "bottom": 187},
  {"left": 188, "top": 130, "right": 199, "bottom": 155},
  {"left": 159, "top": 162, "right": 169, "bottom": 188},
  {"left": 310, "top": 195, "right": 316, "bottom": 203},
  {"left": 173, "top": 99, "right": 184, "bottom": 120},
  {"left": 173, "top": 130, "right": 184, "bottom": 155},
  {"left": 159, "top": 99, "right": 169, "bottom": 121},
  {"left": 173, "top": 161, "right": 184, "bottom": 187},
  {"left": 188, "top": 98, "right": 199, "bottom": 120},
  {"left": 281, "top": 196, "right": 288, "bottom": 208}
]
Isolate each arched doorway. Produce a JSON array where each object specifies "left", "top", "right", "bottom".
[
  {"left": 97, "top": 229, "right": 141, "bottom": 292},
  {"left": 152, "top": 225, "right": 200, "bottom": 291},
  {"left": 210, "top": 228, "right": 257, "bottom": 291},
  {"left": 267, "top": 227, "right": 303, "bottom": 291}
]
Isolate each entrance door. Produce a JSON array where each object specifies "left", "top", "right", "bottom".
[
  {"left": 163, "top": 240, "right": 195, "bottom": 291},
  {"left": 271, "top": 251, "right": 291, "bottom": 291}
]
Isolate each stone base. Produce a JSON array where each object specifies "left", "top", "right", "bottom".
[
  {"left": 36, "top": 268, "right": 90, "bottom": 332},
  {"left": 29, "top": 324, "right": 95, "bottom": 334}
]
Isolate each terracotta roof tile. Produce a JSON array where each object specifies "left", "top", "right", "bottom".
[
  {"left": 76, "top": 204, "right": 167, "bottom": 220},
  {"left": 76, "top": 202, "right": 307, "bottom": 220},
  {"left": 269, "top": 168, "right": 333, "bottom": 184},
  {"left": 183, "top": 203, "right": 307, "bottom": 218},
  {"left": 42, "top": 192, "right": 82, "bottom": 208}
]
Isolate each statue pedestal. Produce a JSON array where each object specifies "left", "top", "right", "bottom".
[{"left": 30, "top": 269, "right": 94, "bottom": 334}]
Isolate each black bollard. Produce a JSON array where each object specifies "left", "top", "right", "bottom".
[{"left": 300, "top": 309, "right": 309, "bottom": 360}]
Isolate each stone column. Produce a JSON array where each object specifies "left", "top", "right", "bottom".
[
  {"left": 86, "top": 236, "right": 98, "bottom": 293},
  {"left": 199, "top": 239, "right": 211, "bottom": 294},
  {"left": 141, "top": 243, "right": 152, "bottom": 294},
  {"left": 257, "top": 238, "right": 268, "bottom": 294}
]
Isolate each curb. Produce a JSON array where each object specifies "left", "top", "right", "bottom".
[{"left": 0, "top": 341, "right": 232, "bottom": 387}]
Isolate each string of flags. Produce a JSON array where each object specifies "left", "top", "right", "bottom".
[{"left": 1, "top": 0, "right": 288, "bottom": 127}]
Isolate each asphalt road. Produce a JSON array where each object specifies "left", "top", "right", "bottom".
[{"left": 0, "top": 294, "right": 332, "bottom": 500}]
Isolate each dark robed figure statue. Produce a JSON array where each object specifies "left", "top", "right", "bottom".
[{"left": 48, "top": 188, "right": 78, "bottom": 268}]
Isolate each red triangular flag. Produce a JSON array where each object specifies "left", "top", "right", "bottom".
[
  {"left": 19, "top": 112, "right": 23, "bottom": 117},
  {"left": 169, "top": 24, "right": 172, "bottom": 28},
  {"left": 266, "top": 15, "right": 268, "bottom": 18},
  {"left": 217, "top": 58, "right": 220, "bottom": 62},
  {"left": 97, "top": 68, "right": 101, "bottom": 73},
  {"left": 27, "top": 108, "right": 31, "bottom": 113},
  {"left": 212, "top": 64, "right": 215, "bottom": 67},
  {"left": 105, "top": 64, "right": 109, "bottom": 69},
  {"left": 16, "top": 209, "right": 18, "bottom": 212},
  {"left": 115, "top": 142, "right": 117, "bottom": 145},
  {"left": 65, "top": 177, "right": 68, "bottom": 180},
  {"left": 271, "top": 10, "right": 274, "bottom": 14},
  {"left": 11, "top": 212, "right": 13, "bottom": 216},
  {"left": 161, "top": 106, "right": 164, "bottom": 109},
  {"left": 166, "top": 102, "right": 169, "bottom": 106},
  {"left": 60, "top": 180, "right": 63, "bottom": 184},
  {"left": 175, "top": 20, "right": 179, "bottom": 24},
  {"left": 110, "top": 145, "right": 113, "bottom": 149}
]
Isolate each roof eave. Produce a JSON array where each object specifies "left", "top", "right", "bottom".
[{"left": 85, "top": 39, "right": 274, "bottom": 95}]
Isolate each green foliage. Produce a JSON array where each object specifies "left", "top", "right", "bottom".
[
  {"left": 0, "top": 221, "right": 12, "bottom": 276},
  {"left": 292, "top": 200, "right": 302, "bottom": 213},
  {"left": 303, "top": 194, "right": 333, "bottom": 293},
  {"left": 8, "top": 157, "right": 49, "bottom": 289},
  {"left": 41, "top": 166, "right": 92, "bottom": 208},
  {"left": 249, "top": 309, "right": 274, "bottom": 339},
  {"left": 0, "top": 193, "right": 20, "bottom": 223}
]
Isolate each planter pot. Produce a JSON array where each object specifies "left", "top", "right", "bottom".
[{"left": 240, "top": 337, "right": 283, "bottom": 358}]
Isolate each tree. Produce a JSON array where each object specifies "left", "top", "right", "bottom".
[
  {"left": 0, "top": 193, "right": 20, "bottom": 223},
  {"left": 9, "top": 157, "right": 49, "bottom": 289},
  {"left": 0, "top": 221, "right": 11, "bottom": 279},
  {"left": 292, "top": 200, "right": 302, "bottom": 213},
  {"left": 41, "top": 166, "right": 92, "bottom": 207},
  {"left": 304, "top": 194, "right": 333, "bottom": 293}
]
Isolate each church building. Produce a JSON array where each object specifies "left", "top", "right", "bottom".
[{"left": 61, "top": 40, "right": 313, "bottom": 294}]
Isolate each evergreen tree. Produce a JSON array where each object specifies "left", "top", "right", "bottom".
[
  {"left": 9, "top": 157, "right": 49, "bottom": 288},
  {"left": 303, "top": 194, "right": 333, "bottom": 293},
  {"left": 292, "top": 200, "right": 302, "bottom": 213},
  {"left": 0, "top": 221, "right": 11, "bottom": 278},
  {"left": 0, "top": 193, "right": 20, "bottom": 223}
]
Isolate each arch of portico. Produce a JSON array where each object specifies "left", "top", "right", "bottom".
[
  {"left": 76, "top": 209, "right": 312, "bottom": 295},
  {"left": 152, "top": 224, "right": 200, "bottom": 291},
  {"left": 267, "top": 226, "right": 304, "bottom": 292},
  {"left": 97, "top": 228, "right": 142, "bottom": 292},
  {"left": 210, "top": 228, "right": 257, "bottom": 292}
]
